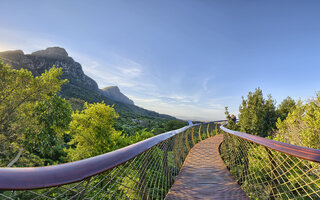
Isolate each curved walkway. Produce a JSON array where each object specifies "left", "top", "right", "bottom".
[{"left": 165, "top": 134, "right": 249, "bottom": 200}]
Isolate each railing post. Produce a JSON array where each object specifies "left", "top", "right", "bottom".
[
  {"left": 238, "top": 144, "right": 249, "bottom": 186},
  {"left": 173, "top": 135, "right": 182, "bottom": 169},
  {"left": 185, "top": 129, "right": 190, "bottom": 152},
  {"left": 179, "top": 131, "right": 186, "bottom": 160},
  {"left": 215, "top": 123, "right": 218, "bottom": 136},
  {"left": 206, "top": 123, "right": 210, "bottom": 138},
  {"left": 265, "top": 147, "right": 279, "bottom": 199},
  {"left": 198, "top": 125, "right": 203, "bottom": 141},
  {"left": 163, "top": 139, "right": 173, "bottom": 187},
  {"left": 191, "top": 127, "right": 195, "bottom": 146},
  {"left": 222, "top": 132, "right": 230, "bottom": 170}
]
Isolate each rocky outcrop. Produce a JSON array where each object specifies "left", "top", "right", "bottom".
[
  {"left": 101, "top": 86, "right": 134, "bottom": 105},
  {"left": 0, "top": 47, "right": 136, "bottom": 105},
  {"left": 32, "top": 47, "right": 69, "bottom": 58},
  {"left": 0, "top": 47, "right": 99, "bottom": 92},
  {"left": 0, "top": 47, "right": 177, "bottom": 119}
]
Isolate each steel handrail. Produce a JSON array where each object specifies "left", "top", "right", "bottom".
[
  {"left": 220, "top": 124, "right": 320, "bottom": 163},
  {"left": 0, "top": 120, "right": 226, "bottom": 190}
]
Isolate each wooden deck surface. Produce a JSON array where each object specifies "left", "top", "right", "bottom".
[{"left": 165, "top": 134, "right": 249, "bottom": 200}]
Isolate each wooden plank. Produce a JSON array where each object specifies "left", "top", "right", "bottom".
[{"left": 165, "top": 134, "right": 249, "bottom": 200}]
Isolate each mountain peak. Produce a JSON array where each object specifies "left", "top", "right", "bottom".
[
  {"left": 102, "top": 86, "right": 120, "bottom": 92},
  {"left": 101, "top": 86, "right": 134, "bottom": 105},
  {"left": 31, "top": 47, "right": 68, "bottom": 58}
]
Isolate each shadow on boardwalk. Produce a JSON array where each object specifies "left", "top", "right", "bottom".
[{"left": 165, "top": 134, "right": 249, "bottom": 200}]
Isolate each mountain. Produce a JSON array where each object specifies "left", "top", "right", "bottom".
[
  {"left": 0, "top": 47, "right": 175, "bottom": 120},
  {"left": 0, "top": 47, "right": 99, "bottom": 92},
  {"left": 101, "top": 86, "right": 134, "bottom": 105}
]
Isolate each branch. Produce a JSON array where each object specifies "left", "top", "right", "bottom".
[{"left": 7, "top": 148, "right": 24, "bottom": 167}]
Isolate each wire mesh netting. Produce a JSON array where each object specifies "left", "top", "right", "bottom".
[
  {"left": 0, "top": 122, "right": 222, "bottom": 200},
  {"left": 220, "top": 131, "right": 320, "bottom": 200}
]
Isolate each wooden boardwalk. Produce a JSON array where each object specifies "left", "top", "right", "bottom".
[{"left": 165, "top": 134, "right": 249, "bottom": 200}]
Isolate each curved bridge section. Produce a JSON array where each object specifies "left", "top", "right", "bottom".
[
  {"left": 1, "top": 121, "right": 320, "bottom": 199},
  {"left": 0, "top": 121, "right": 225, "bottom": 199}
]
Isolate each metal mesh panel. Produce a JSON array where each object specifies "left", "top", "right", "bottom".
[
  {"left": 220, "top": 132, "right": 320, "bottom": 200},
  {"left": 0, "top": 122, "right": 221, "bottom": 200}
]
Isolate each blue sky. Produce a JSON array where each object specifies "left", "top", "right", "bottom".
[{"left": 1, "top": 1, "right": 320, "bottom": 121}]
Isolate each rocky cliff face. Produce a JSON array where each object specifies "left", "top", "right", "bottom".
[
  {"left": 101, "top": 86, "right": 134, "bottom": 105},
  {"left": 0, "top": 47, "right": 99, "bottom": 92},
  {"left": 0, "top": 47, "right": 177, "bottom": 119},
  {"left": 0, "top": 47, "right": 135, "bottom": 105}
]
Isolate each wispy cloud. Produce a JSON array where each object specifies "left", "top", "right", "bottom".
[
  {"left": 202, "top": 76, "right": 214, "bottom": 92},
  {"left": 73, "top": 54, "right": 227, "bottom": 121},
  {"left": 68, "top": 51, "right": 150, "bottom": 90},
  {"left": 0, "top": 28, "right": 61, "bottom": 53},
  {"left": 0, "top": 28, "right": 229, "bottom": 121},
  {"left": 130, "top": 95, "right": 226, "bottom": 121}
]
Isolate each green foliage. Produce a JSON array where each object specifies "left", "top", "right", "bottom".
[
  {"left": 60, "top": 83, "right": 175, "bottom": 120},
  {"left": 276, "top": 96, "right": 296, "bottom": 121},
  {"left": 67, "top": 102, "right": 126, "bottom": 161},
  {"left": 126, "top": 129, "right": 154, "bottom": 145},
  {"left": 239, "top": 88, "right": 277, "bottom": 137},
  {"left": 0, "top": 63, "right": 67, "bottom": 166},
  {"left": 0, "top": 63, "right": 66, "bottom": 131},
  {"left": 0, "top": 62, "right": 180, "bottom": 169},
  {"left": 24, "top": 96, "right": 72, "bottom": 162},
  {"left": 275, "top": 94, "right": 320, "bottom": 149},
  {"left": 67, "top": 98, "right": 85, "bottom": 111},
  {"left": 163, "top": 120, "right": 187, "bottom": 132},
  {"left": 224, "top": 107, "right": 239, "bottom": 130}
]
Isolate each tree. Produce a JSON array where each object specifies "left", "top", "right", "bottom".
[
  {"left": 224, "top": 107, "right": 239, "bottom": 130},
  {"left": 239, "top": 88, "right": 277, "bottom": 137},
  {"left": 163, "top": 120, "right": 186, "bottom": 132},
  {"left": 24, "top": 96, "right": 72, "bottom": 162},
  {"left": 276, "top": 96, "right": 296, "bottom": 121},
  {"left": 67, "top": 102, "right": 126, "bottom": 161},
  {"left": 275, "top": 94, "right": 320, "bottom": 149},
  {"left": 126, "top": 129, "right": 154, "bottom": 145},
  {"left": 0, "top": 63, "right": 67, "bottom": 166}
]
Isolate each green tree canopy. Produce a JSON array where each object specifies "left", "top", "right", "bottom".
[
  {"left": 275, "top": 94, "right": 320, "bottom": 149},
  {"left": 276, "top": 96, "right": 296, "bottom": 121},
  {"left": 239, "top": 88, "right": 277, "bottom": 137},
  {"left": 24, "top": 96, "right": 72, "bottom": 161},
  {"left": 68, "top": 102, "right": 126, "bottom": 161},
  {"left": 163, "top": 120, "right": 186, "bottom": 132},
  {"left": 0, "top": 63, "right": 67, "bottom": 166},
  {"left": 224, "top": 107, "right": 239, "bottom": 130}
]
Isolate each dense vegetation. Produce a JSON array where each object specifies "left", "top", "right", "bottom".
[
  {"left": 224, "top": 88, "right": 320, "bottom": 199},
  {"left": 0, "top": 63, "right": 187, "bottom": 167},
  {"left": 225, "top": 87, "right": 319, "bottom": 149}
]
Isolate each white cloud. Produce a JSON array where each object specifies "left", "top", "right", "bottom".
[
  {"left": 129, "top": 93, "right": 227, "bottom": 121},
  {"left": 68, "top": 50, "right": 150, "bottom": 90},
  {"left": 202, "top": 76, "right": 214, "bottom": 92},
  {"left": 0, "top": 28, "right": 61, "bottom": 54},
  {"left": 0, "top": 29, "right": 228, "bottom": 121}
]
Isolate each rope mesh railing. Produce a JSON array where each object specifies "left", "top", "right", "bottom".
[
  {"left": 0, "top": 121, "right": 224, "bottom": 200},
  {"left": 220, "top": 126, "right": 320, "bottom": 200}
]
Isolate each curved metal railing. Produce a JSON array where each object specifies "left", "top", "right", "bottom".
[
  {"left": 220, "top": 125, "right": 320, "bottom": 199},
  {"left": 0, "top": 120, "right": 225, "bottom": 199}
]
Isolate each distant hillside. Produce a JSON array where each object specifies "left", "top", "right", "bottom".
[
  {"left": 0, "top": 47, "right": 175, "bottom": 120},
  {"left": 101, "top": 86, "right": 134, "bottom": 105}
]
